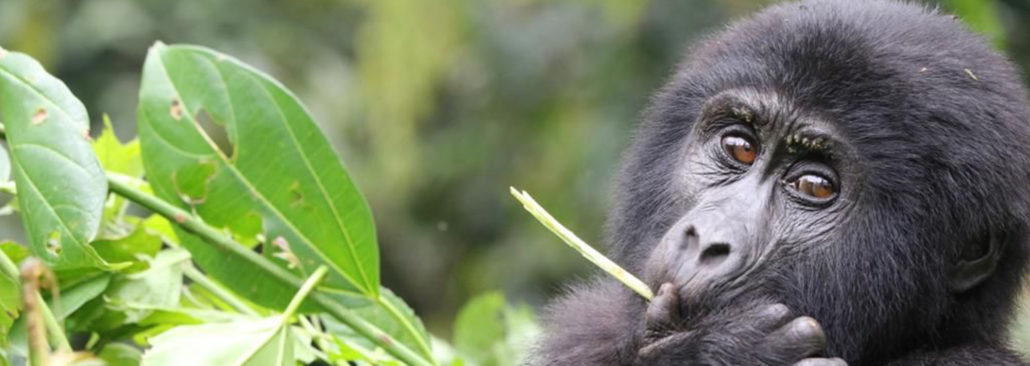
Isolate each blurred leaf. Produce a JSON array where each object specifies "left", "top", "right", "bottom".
[
  {"left": 322, "top": 288, "right": 432, "bottom": 361},
  {"left": 356, "top": 288, "right": 430, "bottom": 359},
  {"left": 0, "top": 241, "right": 28, "bottom": 266},
  {"left": 0, "top": 48, "right": 108, "bottom": 274},
  {"left": 946, "top": 0, "right": 1005, "bottom": 49},
  {"left": 140, "top": 317, "right": 297, "bottom": 366},
  {"left": 453, "top": 292, "right": 505, "bottom": 365},
  {"left": 141, "top": 214, "right": 176, "bottom": 243},
  {"left": 56, "top": 274, "right": 111, "bottom": 319},
  {"left": 73, "top": 249, "right": 188, "bottom": 332},
  {"left": 137, "top": 43, "right": 380, "bottom": 310},
  {"left": 451, "top": 292, "right": 540, "bottom": 366},
  {"left": 93, "top": 115, "right": 143, "bottom": 177},
  {"left": 98, "top": 343, "right": 143, "bottom": 366},
  {"left": 0, "top": 247, "right": 19, "bottom": 348},
  {"left": 0, "top": 141, "right": 8, "bottom": 182},
  {"left": 92, "top": 223, "right": 162, "bottom": 273}
]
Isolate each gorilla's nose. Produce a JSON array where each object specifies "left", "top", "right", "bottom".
[
  {"left": 679, "top": 223, "right": 745, "bottom": 280},
  {"left": 685, "top": 225, "right": 733, "bottom": 267}
]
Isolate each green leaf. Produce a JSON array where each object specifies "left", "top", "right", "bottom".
[
  {"left": 324, "top": 288, "right": 432, "bottom": 360},
  {"left": 0, "top": 241, "right": 28, "bottom": 266},
  {"left": 0, "top": 47, "right": 108, "bottom": 273},
  {"left": 92, "top": 222, "right": 162, "bottom": 273},
  {"left": 55, "top": 274, "right": 111, "bottom": 319},
  {"left": 136, "top": 43, "right": 380, "bottom": 308},
  {"left": 140, "top": 317, "right": 296, "bottom": 366},
  {"left": 71, "top": 249, "right": 188, "bottom": 332},
  {"left": 451, "top": 293, "right": 541, "bottom": 366},
  {"left": 98, "top": 343, "right": 143, "bottom": 366},
  {"left": 92, "top": 115, "right": 143, "bottom": 178},
  {"left": 453, "top": 292, "right": 505, "bottom": 364},
  {"left": 0, "top": 247, "right": 19, "bottom": 347}
]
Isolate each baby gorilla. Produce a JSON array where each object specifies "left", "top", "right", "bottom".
[{"left": 538, "top": 0, "right": 1030, "bottom": 365}]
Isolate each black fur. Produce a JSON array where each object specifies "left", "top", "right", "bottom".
[{"left": 538, "top": 0, "right": 1030, "bottom": 365}]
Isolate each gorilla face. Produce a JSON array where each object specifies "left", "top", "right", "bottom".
[{"left": 643, "top": 88, "right": 854, "bottom": 307}]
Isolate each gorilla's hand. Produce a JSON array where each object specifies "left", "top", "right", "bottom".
[{"left": 635, "top": 283, "right": 847, "bottom": 366}]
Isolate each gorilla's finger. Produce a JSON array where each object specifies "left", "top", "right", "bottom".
[
  {"left": 644, "top": 282, "right": 680, "bottom": 331},
  {"left": 760, "top": 316, "right": 827, "bottom": 361},
  {"left": 638, "top": 331, "right": 693, "bottom": 360},
  {"left": 794, "top": 357, "right": 848, "bottom": 366},
  {"left": 745, "top": 303, "right": 793, "bottom": 333}
]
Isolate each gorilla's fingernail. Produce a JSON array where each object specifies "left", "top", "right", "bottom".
[
  {"left": 792, "top": 317, "right": 824, "bottom": 339},
  {"left": 765, "top": 303, "right": 790, "bottom": 318},
  {"left": 658, "top": 283, "right": 673, "bottom": 296}
]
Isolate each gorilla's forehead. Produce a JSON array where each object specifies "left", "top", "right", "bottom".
[{"left": 659, "top": 0, "right": 1030, "bottom": 166}]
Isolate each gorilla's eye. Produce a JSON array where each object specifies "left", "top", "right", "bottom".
[
  {"left": 721, "top": 135, "right": 757, "bottom": 165},
  {"left": 789, "top": 174, "right": 836, "bottom": 200}
]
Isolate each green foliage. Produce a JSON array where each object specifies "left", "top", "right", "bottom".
[
  {"left": 452, "top": 292, "right": 540, "bottom": 366},
  {"left": 0, "top": 43, "right": 536, "bottom": 366},
  {"left": 137, "top": 43, "right": 380, "bottom": 306},
  {"left": 0, "top": 48, "right": 109, "bottom": 276}
]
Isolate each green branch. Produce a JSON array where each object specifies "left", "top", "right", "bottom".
[{"left": 107, "top": 175, "right": 432, "bottom": 366}]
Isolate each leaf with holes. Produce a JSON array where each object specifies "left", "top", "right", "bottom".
[
  {"left": 137, "top": 43, "right": 380, "bottom": 308},
  {"left": 0, "top": 48, "right": 109, "bottom": 274}
]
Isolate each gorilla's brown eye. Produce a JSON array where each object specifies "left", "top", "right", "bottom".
[
  {"left": 722, "top": 135, "right": 757, "bottom": 165},
  {"left": 790, "top": 174, "right": 835, "bottom": 199}
]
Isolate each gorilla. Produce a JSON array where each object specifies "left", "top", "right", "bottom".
[{"left": 538, "top": 0, "right": 1030, "bottom": 365}]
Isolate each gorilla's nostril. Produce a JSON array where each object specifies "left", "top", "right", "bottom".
[
  {"left": 685, "top": 226, "right": 697, "bottom": 237},
  {"left": 699, "top": 243, "right": 731, "bottom": 265}
]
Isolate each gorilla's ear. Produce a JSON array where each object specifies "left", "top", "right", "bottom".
[{"left": 948, "top": 232, "right": 1005, "bottom": 293}]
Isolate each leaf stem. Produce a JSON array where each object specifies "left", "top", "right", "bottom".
[
  {"left": 183, "top": 265, "right": 259, "bottom": 316},
  {"left": 283, "top": 266, "right": 328, "bottom": 320},
  {"left": 106, "top": 175, "right": 433, "bottom": 366}
]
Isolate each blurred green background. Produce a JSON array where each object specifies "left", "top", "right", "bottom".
[{"left": 3, "top": 0, "right": 1030, "bottom": 344}]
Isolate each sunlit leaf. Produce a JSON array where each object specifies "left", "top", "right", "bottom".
[
  {"left": 92, "top": 115, "right": 143, "bottom": 178},
  {"left": 140, "top": 317, "right": 295, "bottom": 366},
  {"left": 0, "top": 48, "right": 108, "bottom": 274},
  {"left": 137, "top": 43, "right": 380, "bottom": 310}
]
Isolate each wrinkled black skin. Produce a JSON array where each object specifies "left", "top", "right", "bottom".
[{"left": 537, "top": 1, "right": 1030, "bottom": 365}]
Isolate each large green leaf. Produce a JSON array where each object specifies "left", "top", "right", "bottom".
[
  {"left": 137, "top": 43, "right": 379, "bottom": 308},
  {"left": 0, "top": 48, "right": 108, "bottom": 273}
]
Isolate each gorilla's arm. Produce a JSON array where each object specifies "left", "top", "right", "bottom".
[
  {"left": 537, "top": 278, "right": 642, "bottom": 365},
  {"left": 886, "top": 346, "right": 1028, "bottom": 366}
]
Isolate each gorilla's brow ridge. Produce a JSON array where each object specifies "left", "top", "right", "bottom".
[{"left": 701, "top": 89, "right": 838, "bottom": 157}]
